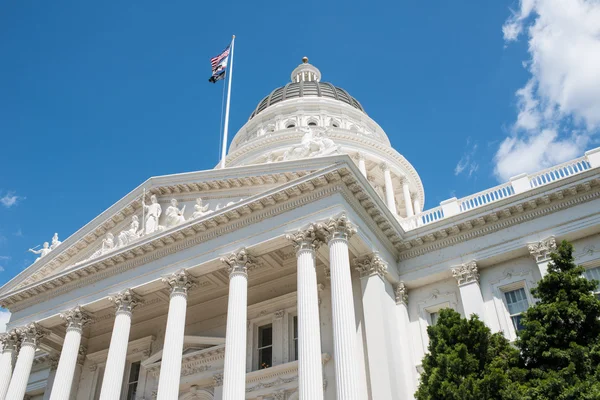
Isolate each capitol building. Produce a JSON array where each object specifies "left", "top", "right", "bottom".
[{"left": 1, "top": 58, "right": 600, "bottom": 400}]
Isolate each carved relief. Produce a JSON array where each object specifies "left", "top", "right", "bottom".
[
  {"left": 191, "top": 198, "right": 212, "bottom": 219},
  {"left": 164, "top": 199, "right": 186, "bottom": 229},
  {"left": 282, "top": 127, "right": 339, "bottom": 161},
  {"left": 143, "top": 194, "right": 164, "bottom": 235},
  {"left": 394, "top": 281, "right": 408, "bottom": 305}
]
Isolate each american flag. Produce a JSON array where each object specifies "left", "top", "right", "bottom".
[{"left": 209, "top": 46, "right": 230, "bottom": 83}]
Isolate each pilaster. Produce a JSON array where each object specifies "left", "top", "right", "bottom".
[
  {"left": 452, "top": 261, "right": 486, "bottom": 321},
  {"left": 393, "top": 282, "right": 417, "bottom": 398},
  {"left": 527, "top": 236, "right": 557, "bottom": 277}
]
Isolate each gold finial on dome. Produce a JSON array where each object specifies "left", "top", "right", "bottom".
[{"left": 302, "top": 56, "right": 309, "bottom": 64}]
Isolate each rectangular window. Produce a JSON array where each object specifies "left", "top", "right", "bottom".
[
  {"left": 293, "top": 316, "right": 299, "bottom": 361},
  {"left": 583, "top": 267, "right": 600, "bottom": 299},
  {"left": 125, "top": 361, "right": 141, "bottom": 400},
  {"left": 429, "top": 311, "right": 439, "bottom": 326},
  {"left": 504, "top": 288, "right": 529, "bottom": 332},
  {"left": 257, "top": 324, "right": 273, "bottom": 369}
]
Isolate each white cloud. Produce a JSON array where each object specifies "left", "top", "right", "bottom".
[
  {"left": 0, "top": 310, "right": 10, "bottom": 333},
  {"left": 455, "top": 139, "right": 479, "bottom": 177},
  {"left": 495, "top": 0, "right": 600, "bottom": 181},
  {"left": 0, "top": 191, "right": 24, "bottom": 208}
]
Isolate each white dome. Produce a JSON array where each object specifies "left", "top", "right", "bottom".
[{"left": 224, "top": 58, "right": 425, "bottom": 216}]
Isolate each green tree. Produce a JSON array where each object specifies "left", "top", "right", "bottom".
[
  {"left": 415, "top": 308, "right": 521, "bottom": 400},
  {"left": 514, "top": 240, "right": 600, "bottom": 399}
]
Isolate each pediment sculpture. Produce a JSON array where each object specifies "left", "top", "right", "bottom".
[
  {"left": 28, "top": 232, "right": 61, "bottom": 263},
  {"left": 143, "top": 195, "right": 165, "bottom": 235},
  {"left": 282, "top": 127, "right": 340, "bottom": 161},
  {"left": 191, "top": 198, "right": 212, "bottom": 219},
  {"left": 165, "top": 199, "right": 186, "bottom": 229}
]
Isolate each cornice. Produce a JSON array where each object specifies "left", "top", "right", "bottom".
[{"left": 398, "top": 177, "right": 600, "bottom": 260}]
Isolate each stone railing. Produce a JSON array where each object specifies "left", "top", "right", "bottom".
[{"left": 401, "top": 147, "right": 600, "bottom": 231}]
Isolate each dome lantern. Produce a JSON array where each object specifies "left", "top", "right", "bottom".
[{"left": 291, "top": 57, "right": 321, "bottom": 83}]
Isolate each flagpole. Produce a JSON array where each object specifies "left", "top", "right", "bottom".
[{"left": 220, "top": 35, "right": 235, "bottom": 169}]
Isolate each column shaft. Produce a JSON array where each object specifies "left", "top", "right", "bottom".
[
  {"left": 222, "top": 272, "right": 248, "bottom": 400},
  {"left": 0, "top": 338, "right": 16, "bottom": 400},
  {"left": 329, "top": 237, "right": 360, "bottom": 400},
  {"left": 99, "top": 289, "right": 139, "bottom": 400},
  {"left": 5, "top": 342, "right": 36, "bottom": 399},
  {"left": 402, "top": 179, "right": 414, "bottom": 217},
  {"left": 157, "top": 270, "right": 196, "bottom": 400},
  {"left": 99, "top": 311, "right": 131, "bottom": 400},
  {"left": 382, "top": 167, "right": 398, "bottom": 215},
  {"left": 49, "top": 328, "right": 82, "bottom": 400},
  {"left": 357, "top": 156, "right": 367, "bottom": 178},
  {"left": 297, "top": 249, "right": 324, "bottom": 400}
]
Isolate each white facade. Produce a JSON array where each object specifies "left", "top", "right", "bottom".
[{"left": 2, "top": 59, "right": 600, "bottom": 400}]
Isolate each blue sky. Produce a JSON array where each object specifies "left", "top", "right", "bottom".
[{"left": 1, "top": 0, "right": 599, "bottom": 290}]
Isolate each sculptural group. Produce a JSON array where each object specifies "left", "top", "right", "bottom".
[{"left": 29, "top": 233, "right": 62, "bottom": 263}]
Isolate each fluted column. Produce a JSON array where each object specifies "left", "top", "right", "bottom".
[
  {"left": 6, "top": 323, "right": 47, "bottom": 400},
  {"left": 0, "top": 331, "right": 19, "bottom": 400},
  {"left": 318, "top": 214, "right": 360, "bottom": 400},
  {"left": 156, "top": 270, "right": 198, "bottom": 400},
  {"left": 220, "top": 248, "right": 257, "bottom": 400},
  {"left": 528, "top": 236, "right": 557, "bottom": 277},
  {"left": 287, "top": 225, "right": 324, "bottom": 400},
  {"left": 401, "top": 176, "right": 414, "bottom": 218},
  {"left": 49, "top": 306, "right": 92, "bottom": 400},
  {"left": 413, "top": 194, "right": 422, "bottom": 215},
  {"left": 99, "top": 289, "right": 141, "bottom": 400},
  {"left": 380, "top": 163, "right": 398, "bottom": 215},
  {"left": 354, "top": 152, "right": 367, "bottom": 178}
]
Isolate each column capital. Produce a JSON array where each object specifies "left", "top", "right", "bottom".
[
  {"left": 220, "top": 247, "right": 258, "bottom": 277},
  {"left": 16, "top": 323, "right": 48, "bottom": 347},
  {"left": 394, "top": 282, "right": 408, "bottom": 305},
  {"left": 286, "top": 224, "right": 324, "bottom": 253},
  {"left": 527, "top": 236, "right": 557, "bottom": 263},
  {"left": 60, "top": 306, "right": 93, "bottom": 333},
  {"left": 0, "top": 330, "right": 20, "bottom": 352},
  {"left": 354, "top": 253, "right": 387, "bottom": 279},
  {"left": 317, "top": 214, "right": 357, "bottom": 243},
  {"left": 378, "top": 162, "right": 389, "bottom": 172},
  {"left": 48, "top": 355, "right": 59, "bottom": 370},
  {"left": 108, "top": 288, "right": 142, "bottom": 315},
  {"left": 452, "top": 261, "right": 479, "bottom": 286},
  {"left": 212, "top": 373, "right": 224, "bottom": 387},
  {"left": 399, "top": 174, "right": 409, "bottom": 185},
  {"left": 162, "top": 269, "right": 198, "bottom": 297}
]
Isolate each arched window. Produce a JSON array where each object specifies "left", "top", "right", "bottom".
[
  {"left": 286, "top": 123, "right": 296, "bottom": 129},
  {"left": 308, "top": 122, "right": 317, "bottom": 127}
]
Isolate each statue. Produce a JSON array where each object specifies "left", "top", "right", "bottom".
[
  {"left": 50, "top": 233, "right": 62, "bottom": 250},
  {"left": 164, "top": 199, "right": 186, "bottom": 228},
  {"left": 91, "top": 233, "right": 115, "bottom": 259},
  {"left": 117, "top": 215, "right": 142, "bottom": 247},
  {"left": 282, "top": 127, "right": 339, "bottom": 161},
  {"left": 191, "top": 198, "right": 211, "bottom": 219},
  {"left": 143, "top": 195, "right": 163, "bottom": 235},
  {"left": 29, "top": 242, "right": 51, "bottom": 263}
]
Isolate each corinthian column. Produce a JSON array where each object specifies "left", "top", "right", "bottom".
[
  {"left": 394, "top": 283, "right": 417, "bottom": 398},
  {"left": 318, "top": 214, "right": 360, "bottom": 400},
  {"left": 99, "top": 289, "right": 141, "bottom": 400},
  {"left": 220, "top": 248, "right": 257, "bottom": 400},
  {"left": 6, "top": 323, "right": 47, "bottom": 400},
  {"left": 156, "top": 270, "right": 198, "bottom": 400},
  {"left": 527, "top": 236, "right": 557, "bottom": 277},
  {"left": 379, "top": 163, "right": 398, "bottom": 215},
  {"left": 0, "top": 331, "right": 19, "bottom": 400},
  {"left": 50, "top": 307, "right": 92, "bottom": 400},
  {"left": 286, "top": 224, "right": 324, "bottom": 400}
]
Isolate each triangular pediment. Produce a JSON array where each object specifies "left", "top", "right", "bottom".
[{"left": 0, "top": 157, "right": 347, "bottom": 295}]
